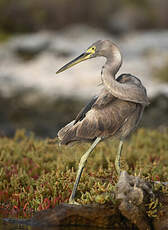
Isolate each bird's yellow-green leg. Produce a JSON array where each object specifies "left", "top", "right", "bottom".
[
  {"left": 115, "top": 140, "right": 123, "bottom": 175},
  {"left": 69, "top": 137, "right": 101, "bottom": 204}
]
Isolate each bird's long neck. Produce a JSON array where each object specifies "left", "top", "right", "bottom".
[
  {"left": 104, "top": 48, "right": 122, "bottom": 77},
  {"left": 101, "top": 51, "right": 149, "bottom": 105}
]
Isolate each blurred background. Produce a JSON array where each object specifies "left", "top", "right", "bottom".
[{"left": 0, "top": 0, "right": 168, "bottom": 138}]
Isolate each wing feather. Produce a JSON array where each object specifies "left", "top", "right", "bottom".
[
  {"left": 74, "top": 96, "right": 98, "bottom": 124},
  {"left": 58, "top": 74, "right": 145, "bottom": 145}
]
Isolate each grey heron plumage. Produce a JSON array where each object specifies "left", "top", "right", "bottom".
[{"left": 56, "top": 40, "right": 149, "bottom": 204}]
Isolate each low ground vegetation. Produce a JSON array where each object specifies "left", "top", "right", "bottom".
[{"left": 0, "top": 128, "right": 167, "bottom": 218}]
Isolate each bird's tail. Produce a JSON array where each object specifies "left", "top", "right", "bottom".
[{"left": 57, "top": 120, "right": 77, "bottom": 145}]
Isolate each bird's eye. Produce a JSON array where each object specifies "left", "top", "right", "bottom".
[{"left": 87, "top": 46, "right": 96, "bottom": 53}]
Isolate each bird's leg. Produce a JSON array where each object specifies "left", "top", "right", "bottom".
[
  {"left": 115, "top": 140, "right": 123, "bottom": 175},
  {"left": 69, "top": 137, "right": 101, "bottom": 204}
]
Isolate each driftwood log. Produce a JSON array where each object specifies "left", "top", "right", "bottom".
[{"left": 4, "top": 171, "right": 168, "bottom": 230}]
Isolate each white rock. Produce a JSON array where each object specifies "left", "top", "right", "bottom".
[{"left": 0, "top": 26, "right": 168, "bottom": 100}]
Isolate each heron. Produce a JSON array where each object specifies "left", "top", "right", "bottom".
[{"left": 56, "top": 40, "right": 149, "bottom": 204}]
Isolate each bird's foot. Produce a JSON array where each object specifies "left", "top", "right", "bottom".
[
  {"left": 115, "top": 164, "right": 121, "bottom": 176},
  {"left": 69, "top": 198, "right": 80, "bottom": 205},
  {"left": 116, "top": 169, "right": 121, "bottom": 176},
  {"left": 115, "top": 158, "right": 121, "bottom": 176}
]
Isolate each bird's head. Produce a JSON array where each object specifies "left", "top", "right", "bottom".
[{"left": 56, "top": 40, "right": 121, "bottom": 74}]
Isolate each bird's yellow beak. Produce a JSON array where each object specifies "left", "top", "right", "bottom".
[
  {"left": 56, "top": 52, "right": 91, "bottom": 74},
  {"left": 56, "top": 46, "right": 96, "bottom": 74}
]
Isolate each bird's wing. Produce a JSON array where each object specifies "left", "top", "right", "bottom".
[
  {"left": 102, "top": 73, "right": 150, "bottom": 106},
  {"left": 70, "top": 95, "right": 140, "bottom": 144},
  {"left": 58, "top": 97, "right": 139, "bottom": 144},
  {"left": 117, "top": 73, "right": 149, "bottom": 104},
  {"left": 74, "top": 96, "right": 98, "bottom": 124},
  {"left": 74, "top": 88, "right": 116, "bottom": 124},
  {"left": 93, "top": 88, "right": 116, "bottom": 108},
  {"left": 58, "top": 74, "right": 146, "bottom": 144}
]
